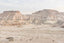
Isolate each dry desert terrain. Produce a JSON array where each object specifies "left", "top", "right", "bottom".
[{"left": 0, "top": 24, "right": 64, "bottom": 43}]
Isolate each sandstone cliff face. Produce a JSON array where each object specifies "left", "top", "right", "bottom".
[
  {"left": 27, "top": 9, "right": 64, "bottom": 25},
  {"left": 0, "top": 9, "right": 64, "bottom": 26},
  {"left": 0, "top": 11, "right": 23, "bottom": 25}
]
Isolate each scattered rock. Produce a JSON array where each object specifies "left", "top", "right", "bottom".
[{"left": 6, "top": 37, "right": 14, "bottom": 41}]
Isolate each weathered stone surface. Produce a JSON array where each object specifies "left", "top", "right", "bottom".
[
  {"left": 6, "top": 37, "right": 14, "bottom": 41},
  {"left": 0, "top": 9, "right": 64, "bottom": 26},
  {"left": 27, "top": 9, "right": 64, "bottom": 25},
  {"left": 0, "top": 11, "right": 23, "bottom": 25}
]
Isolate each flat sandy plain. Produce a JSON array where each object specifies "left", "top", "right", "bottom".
[{"left": 0, "top": 24, "right": 64, "bottom": 43}]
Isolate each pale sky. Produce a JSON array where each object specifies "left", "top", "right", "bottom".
[{"left": 0, "top": 0, "right": 64, "bottom": 14}]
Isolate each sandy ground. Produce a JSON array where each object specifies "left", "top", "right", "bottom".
[{"left": 0, "top": 24, "right": 64, "bottom": 43}]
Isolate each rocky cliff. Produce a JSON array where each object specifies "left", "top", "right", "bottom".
[
  {"left": 0, "top": 11, "right": 24, "bottom": 26},
  {"left": 27, "top": 9, "right": 64, "bottom": 25},
  {"left": 0, "top": 9, "right": 64, "bottom": 26}
]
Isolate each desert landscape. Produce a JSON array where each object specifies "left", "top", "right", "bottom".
[
  {"left": 0, "top": 0, "right": 64, "bottom": 43},
  {"left": 0, "top": 9, "right": 64, "bottom": 43},
  {"left": 0, "top": 24, "right": 64, "bottom": 43}
]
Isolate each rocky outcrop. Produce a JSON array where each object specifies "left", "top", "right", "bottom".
[
  {"left": 0, "top": 11, "right": 24, "bottom": 26},
  {"left": 0, "top": 9, "right": 64, "bottom": 26},
  {"left": 28, "top": 9, "right": 64, "bottom": 25}
]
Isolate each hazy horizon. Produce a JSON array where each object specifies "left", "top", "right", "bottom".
[{"left": 0, "top": 0, "right": 64, "bottom": 14}]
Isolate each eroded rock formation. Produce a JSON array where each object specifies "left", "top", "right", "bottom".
[
  {"left": 0, "top": 11, "right": 23, "bottom": 25},
  {"left": 27, "top": 9, "right": 64, "bottom": 25},
  {"left": 0, "top": 9, "right": 64, "bottom": 26}
]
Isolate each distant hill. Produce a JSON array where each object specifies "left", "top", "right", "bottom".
[
  {"left": 28, "top": 9, "right": 64, "bottom": 25},
  {"left": 0, "top": 9, "right": 64, "bottom": 26},
  {"left": 0, "top": 11, "right": 24, "bottom": 25}
]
